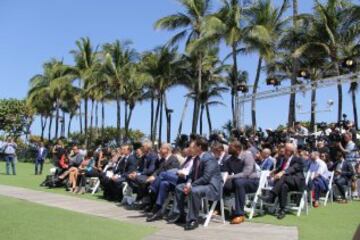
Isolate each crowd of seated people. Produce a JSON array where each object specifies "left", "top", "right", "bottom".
[{"left": 40, "top": 120, "right": 359, "bottom": 230}]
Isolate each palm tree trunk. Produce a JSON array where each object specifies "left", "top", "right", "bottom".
[
  {"left": 55, "top": 100, "right": 60, "bottom": 139},
  {"left": 40, "top": 116, "right": 47, "bottom": 141},
  {"left": 101, "top": 100, "right": 105, "bottom": 138},
  {"left": 192, "top": 55, "right": 202, "bottom": 133},
  {"left": 116, "top": 93, "right": 121, "bottom": 145},
  {"left": 232, "top": 44, "right": 239, "bottom": 128},
  {"left": 68, "top": 114, "right": 74, "bottom": 137},
  {"left": 152, "top": 96, "right": 161, "bottom": 142},
  {"left": 332, "top": 59, "right": 342, "bottom": 122},
  {"left": 78, "top": 103, "right": 83, "bottom": 134},
  {"left": 351, "top": 84, "right": 359, "bottom": 130},
  {"left": 192, "top": 98, "right": 199, "bottom": 134},
  {"left": 199, "top": 104, "right": 205, "bottom": 135},
  {"left": 60, "top": 111, "right": 66, "bottom": 138},
  {"left": 159, "top": 95, "right": 164, "bottom": 145},
  {"left": 310, "top": 80, "right": 317, "bottom": 132},
  {"left": 48, "top": 115, "right": 53, "bottom": 140},
  {"left": 124, "top": 102, "right": 128, "bottom": 142},
  {"left": 125, "top": 106, "right": 134, "bottom": 142},
  {"left": 177, "top": 96, "right": 190, "bottom": 137},
  {"left": 79, "top": 79, "right": 83, "bottom": 134},
  {"left": 89, "top": 99, "right": 95, "bottom": 144},
  {"left": 84, "top": 97, "right": 88, "bottom": 134},
  {"left": 288, "top": 0, "right": 299, "bottom": 128},
  {"left": 164, "top": 94, "right": 171, "bottom": 143},
  {"left": 150, "top": 95, "right": 154, "bottom": 141},
  {"left": 251, "top": 57, "right": 263, "bottom": 132},
  {"left": 95, "top": 101, "right": 99, "bottom": 129},
  {"left": 206, "top": 104, "right": 212, "bottom": 134}
]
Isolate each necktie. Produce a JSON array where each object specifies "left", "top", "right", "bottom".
[
  {"left": 193, "top": 156, "right": 200, "bottom": 181},
  {"left": 281, "top": 159, "right": 288, "bottom": 171}
]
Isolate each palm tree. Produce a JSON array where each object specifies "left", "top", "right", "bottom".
[
  {"left": 122, "top": 64, "right": 149, "bottom": 142},
  {"left": 244, "top": 0, "right": 289, "bottom": 132},
  {"left": 141, "top": 46, "right": 179, "bottom": 144},
  {"left": 102, "top": 40, "right": 138, "bottom": 144},
  {"left": 28, "top": 59, "right": 77, "bottom": 140},
  {"left": 70, "top": 37, "right": 101, "bottom": 141},
  {"left": 155, "top": 0, "right": 212, "bottom": 134},
  {"left": 288, "top": 0, "right": 299, "bottom": 127},
  {"left": 294, "top": 0, "right": 360, "bottom": 122},
  {"left": 193, "top": 0, "right": 245, "bottom": 128}
]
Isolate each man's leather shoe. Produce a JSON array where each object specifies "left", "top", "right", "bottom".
[
  {"left": 167, "top": 213, "right": 186, "bottom": 224},
  {"left": 276, "top": 209, "right": 286, "bottom": 220},
  {"left": 184, "top": 220, "right": 199, "bottom": 231},
  {"left": 230, "top": 216, "right": 245, "bottom": 224},
  {"left": 146, "top": 210, "right": 163, "bottom": 222}
]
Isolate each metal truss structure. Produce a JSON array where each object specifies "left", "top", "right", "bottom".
[{"left": 238, "top": 72, "right": 360, "bottom": 104}]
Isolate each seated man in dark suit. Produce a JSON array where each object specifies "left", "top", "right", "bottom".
[
  {"left": 167, "top": 138, "right": 223, "bottom": 231},
  {"left": 101, "top": 144, "right": 137, "bottom": 201},
  {"left": 128, "top": 140, "right": 158, "bottom": 207},
  {"left": 146, "top": 147, "right": 194, "bottom": 222},
  {"left": 260, "top": 143, "right": 305, "bottom": 219},
  {"left": 142, "top": 143, "right": 180, "bottom": 211},
  {"left": 329, "top": 151, "right": 355, "bottom": 203},
  {"left": 222, "top": 141, "right": 260, "bottom": 224}
]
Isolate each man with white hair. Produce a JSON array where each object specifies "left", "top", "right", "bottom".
[
  {"left": 260, "top": 148, "right": 275, "bottom": 171},
  {"left": 260, "top": 143, "right": 305, "bottom": 219}
]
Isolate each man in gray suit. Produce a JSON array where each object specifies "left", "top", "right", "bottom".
[{"left": 168, "top": 138, "right": 223, "bottom": 231}]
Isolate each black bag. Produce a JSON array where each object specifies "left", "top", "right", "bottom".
[{"left": 40, "top": 175, "right": 64, "bottom": 188}]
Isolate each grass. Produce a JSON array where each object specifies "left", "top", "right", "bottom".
[
  {"left": 251, "top": 196, "right": 360, "bottom": 240},
  {"left": 0, "top": 195, "right": 155, "bottom": 240},
  {"left": 1, "top": 162, "right": 359, "bottom": 240}
]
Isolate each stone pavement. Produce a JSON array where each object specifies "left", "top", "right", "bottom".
[{"left": 0, "top": 185, "right": 298, "bottom": 240}]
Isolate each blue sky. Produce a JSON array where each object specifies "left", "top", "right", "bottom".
[{"left": 0, "top": 0, "right": 356, "bottom": 140}]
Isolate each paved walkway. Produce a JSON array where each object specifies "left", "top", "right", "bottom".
[{"left": 0, "top": 185, "right": 298, "bottom": 240}]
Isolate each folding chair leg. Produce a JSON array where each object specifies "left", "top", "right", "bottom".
[
  {"left": 204, "top": 201, "right": 217, "bottom": 227},
  {"left": 249, "top": 195, "right": 258, "bottom": 220},
  {"left": 91, "top": 180, "right": 100, "bottom": 195},
  {"left": 297, "top": 193, "right": 305, "bottom": 217},
  {"left": 220, "top": 199, "right": 226, "bottom": 224}
]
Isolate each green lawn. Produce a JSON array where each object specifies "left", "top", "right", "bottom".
[
  {"left": 0, "top": 162, "right": 359, "bottom": 240},
  {"left": 0, "top": 195, "right": 155, "bottom": 240},
  {"left": 251, "top": 195, "right": 360, "bottom": 240}
]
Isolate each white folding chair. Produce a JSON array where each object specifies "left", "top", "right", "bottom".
[
  {"left": 287, "top": 171, "right": 311, "bottom": 217},
  {"left": 121, "top": 182, "right": 136, "bottom": 205},
  {"left": 203, "top": 173, "right": 227, "bottom": 227},
  {"left": 91, "top": 164, "right": 110, "bottom": 195},
  {"left": 319, "top": 171, "right": 335, "bottom": 206},
  {"left": 246, "top": 170, "right": 270, "bottom": 220}
]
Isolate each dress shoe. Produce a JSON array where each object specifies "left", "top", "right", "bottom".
[
  {"left": 276, "top": 209, "right": 286, "bottom": 220},
  {"left": 146, "top": 210, "right": 163, "bottom": 222},
  {"left": 184, "top": 220, "right": 199, "bottom": 231},
  {"left": 230, "top": 216, "right": 245, "bottom": 224},
  {"left": 313, "top": 201, "right": 319, "bottom": 208},
  {"left": 167, "top": 213, "right": 186, "bottom": 224}
]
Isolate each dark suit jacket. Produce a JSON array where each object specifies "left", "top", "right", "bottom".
[
  {"left": 140, "top": 151, "right": 158, "bottom": 176},
  {"left": 114, "top": 154, "right": 137, "bottom": 176},
  {"left": 36, "top": 147, "right": 48, "bottom": 161},
  {"left": 188, "top": 152, "right": 223, "bottom": 201},
  {"left": 329, "top": 160, "right": 354, "bottom": 181},
  {"left": 153, "top": 154, "right": 180, "bottom": 177},
  {"left": 275, "top": 156, "right": 305, "bottom": 190}
]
